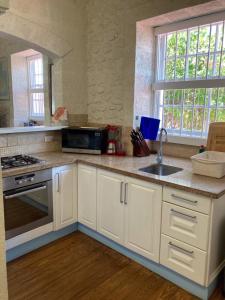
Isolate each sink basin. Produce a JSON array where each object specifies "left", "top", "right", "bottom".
[{"left": 139, "top": 164, "right": 183, "bottom": 176}]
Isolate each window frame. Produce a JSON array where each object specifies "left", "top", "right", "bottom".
[
  {"left": 153, "top": 12, "right": 225, "bottom": 145},
  {"left": 27, "top": 54, "right": 45, "bottom": 120}
]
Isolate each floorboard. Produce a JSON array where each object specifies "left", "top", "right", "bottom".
[{"left": 7, "top": 232, "right": 224, "bottom": 300}]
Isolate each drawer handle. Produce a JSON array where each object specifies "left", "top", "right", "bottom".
[
  {"left": 171, "top": 194, "right": 198, "bottom": 205},
  {"left": 169, "top": 242, "right": 194, "bottom": 256},
  {"left": 171, "top": 208, "right": 197, "bottom": 222}
]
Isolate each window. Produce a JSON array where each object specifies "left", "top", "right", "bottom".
[
  {"left": 154, "top": 13, "right": 225, "bottom": 138},
  {"left": 27, "top": 54, "right": 45, "bottom": 118}
]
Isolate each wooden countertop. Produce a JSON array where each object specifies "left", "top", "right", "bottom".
[{"left": 2, "top": 151, "right": 225, "bottom": 199}]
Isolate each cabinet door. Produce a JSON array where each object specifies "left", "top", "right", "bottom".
[
  {"left": 97, "top": 169, "right": 124, "bottom": 244},
  {"left": 124, "top": 178, "right": 162, "bottom": 262},
  {"left": 53, "top": 165, "right": 77, "bottom": 230},
  {"left": 78, "top": 164, "right": 97, "bottom": 230}
]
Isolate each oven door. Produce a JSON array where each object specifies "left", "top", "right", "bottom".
[{"left": 3, "top": 180, "right": 53, "bottom": 240}]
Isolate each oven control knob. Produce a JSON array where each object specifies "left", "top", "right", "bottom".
[
  {"left": 29, "top": 177, "right": 34, "bottom": 182},
  {"left": 17, "top": 180, "right": 23, "bottom": 185}
]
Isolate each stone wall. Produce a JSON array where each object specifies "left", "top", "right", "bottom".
[{"left": 86, "top": 0, "right": 216, "bottom": 127}]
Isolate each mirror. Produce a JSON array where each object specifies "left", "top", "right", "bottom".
[{"left": 0, "top": 35, "right": 55, "bottom": 128}]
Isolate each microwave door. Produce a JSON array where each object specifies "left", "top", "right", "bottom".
[{"left": 63, "top": 132, "right": 90, "bottom": 149}]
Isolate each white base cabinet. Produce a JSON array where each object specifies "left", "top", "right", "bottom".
[
  {"left": 52, "top": 163, "right": 225, "bottom": 290},
  {"left": 124, "top": 178, "right": 162, "bottom": 262},
  {"left": 97, "top": 170, "right": 124, "bottom": 244},
  {"left": 97, "top": 169, "right": 162, "bottom": 262},
  {"left": 78, "top": 164, "right": 97, "bottom": 230},
  {"left": 53, "top": 164, "right": 77, "bottom": 230}
]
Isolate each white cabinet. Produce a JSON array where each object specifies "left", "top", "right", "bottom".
[
  {"left": 78, "top": 164, "right": 97, "bottom": 230},
  {"left": 160, "top": 234, "right": 207, "bottom": 285},
  {"left": 124, "top": 178, "right": 162, "bottom": 262},
  {"left": 53, "top": 164, "right": 77, "bottom": 230},
  {"left": 162, "top": 202, "right": 209, "bottom": 250},
  {"left": 97, "top": 169, "right": 124, "bottom": 244},
  {"left": 97, "top": 169, "right": 162, "bottom": 262}
]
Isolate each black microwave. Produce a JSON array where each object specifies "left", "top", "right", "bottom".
[{"left": 62, "top": 127, "right": 108, "bottom": 154}]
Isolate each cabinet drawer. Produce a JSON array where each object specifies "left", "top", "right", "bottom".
[
  {"left": 160, "top": 234, "right": 207, "bottom": 285},
  {"left": 162, "top": 202, "right": 209, "bottom": 250},
  {"left": 163, "top": 187, "right": 211, "bottom": 214}
]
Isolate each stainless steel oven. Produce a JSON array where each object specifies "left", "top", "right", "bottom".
[{"left": 3, "top": 169, "right": 53, "bottom": 240}]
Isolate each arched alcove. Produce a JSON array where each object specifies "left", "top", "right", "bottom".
[{"left": 0, "top": 11, "right": 72, "bottom": 59}]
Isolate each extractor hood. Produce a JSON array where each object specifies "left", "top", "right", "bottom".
[{"left": 0, "top": 0, "right": 9, "bottom": 14}]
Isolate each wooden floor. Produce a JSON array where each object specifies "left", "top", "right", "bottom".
[{"left": 7, "top": 232, "right": 225, "bottom": 300}]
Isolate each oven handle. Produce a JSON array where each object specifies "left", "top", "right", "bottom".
[{"left": 4, "top": 185, "right": 47, "bottom": 199}]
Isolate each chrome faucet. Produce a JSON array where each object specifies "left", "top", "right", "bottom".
[{"left": 156, "top": 128, "right": 168, "bottom": 164}]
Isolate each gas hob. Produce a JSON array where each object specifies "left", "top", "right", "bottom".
[{"left": 1, "top": 155, "right": 41, "bottom": 170}]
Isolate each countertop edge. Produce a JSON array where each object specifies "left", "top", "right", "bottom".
[{"left": 2, "top": 155, "right": 224, "bottom": 199}]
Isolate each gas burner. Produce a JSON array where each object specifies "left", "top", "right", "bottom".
[{"left": 1, "top": 155, "right": 41, "bottom": 170}]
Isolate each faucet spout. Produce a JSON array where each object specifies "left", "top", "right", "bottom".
[{"left": 156, "top": 128, "right": 168, "bottom": 164}]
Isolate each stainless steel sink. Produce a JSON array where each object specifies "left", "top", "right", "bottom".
[{"left": 139, "top": 164, "right": 183, "bottom": 176}]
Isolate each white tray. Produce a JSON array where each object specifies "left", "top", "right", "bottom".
[{"left": 191, "top": 151, "right": 225, "bottom": 178}]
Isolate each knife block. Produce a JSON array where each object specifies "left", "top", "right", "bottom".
[{"left": 133, "top": 140, "right": 151, "bottom": 157}]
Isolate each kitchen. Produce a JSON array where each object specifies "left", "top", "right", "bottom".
[{"left": 1, "top": 0, "right": 225, "bottom": 300}]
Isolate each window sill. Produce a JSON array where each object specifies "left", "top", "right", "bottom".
[{"left": 158, "top": 134, "right": 207, "bottom": 147}]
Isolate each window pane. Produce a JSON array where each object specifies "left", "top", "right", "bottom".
[
  {"left": 164, "top": 107, "right": 173, "bottom": 129},
  {"left": 195, "top": 88, "right": 206, "bottom": 106},
  {"left": 217, "top": 23, "right": 224, "bottom": 51},
  {"left": 220, "top": 53, "right": 225, "bottom": 76},
  {"left": 187, "top": 56, "right": 196, "bottom": 78},
  {"left": 158, "top": 88, "right": 225, "bottom": 137},
  {"left": 175, "top": 57, "right": 185, "bottom": 79},
  {"left": 188, "top": 28, "right": 198, "bottom": 54},
  {"left": 167, "top": 33, "right": 176, "bottom": 57},
  {"left": 183, "top": 108, "right": 192, "bottom": 132},
  {"left": 196, "top": 55, "right": 207, "bottom": 78},
  {"left": 218, "top": 88, "right": 225, "bottom": 106},
  {"left": 30, "top": 92, "right": 45, "bottom": 116},
  {"left": 157, "top": 20, "right": 225, "bottom": 82},
  {"left": 173, "top": 107, "right": 181, "bottom": 130},
  {"left": 184, "top": 89, "right": 194, "bottom": 106},
  {"left": 210, "top": 24, "right": 217, "bottom": 52},
  {"left": 174, "top": 90, "right": 182, "bottom": 105},
  {"left": 193, "top": 108, "right": 204, "bottom": 131},
  {"left": 198, "top": 26, "right": 210, "bottom": 53},
  {"left": 217, "top": 109, "right": 225, "bottom": 121},
  {"left": 166, "top": 59, "right": 175, "bottom": 80},
  {"left": 177, "top": 31, "right": 187, "bottom": 56}
]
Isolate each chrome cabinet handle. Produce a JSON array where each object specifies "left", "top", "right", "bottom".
[
  {"left": 120, "top": 182, "right": 124, "bottom": 204},
  {"left": 169, "top": 241, "right": 194, "bottom": 256},
  {"left": 57, "top": 173, "right": 60, "bottom": 193},
  {"left": 171, "top": 194, "right": 198, "bottom": 205},
  {"left": 124, "top": 183, "right": 128, "bottom": 205},
  {"left": 4, "top": 185, "right": 47, "bottom": 199},
  {"left": 171, "top": 208, "right": 197, "bottom": 222}
]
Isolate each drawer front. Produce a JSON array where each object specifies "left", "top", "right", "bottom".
[
  {"left": 162, "top": 202, "right": 209, "bottom": 250},
  {"left": 160, "top": 234, "right": 207, "bottom": 285},
  {"left": 163, "top": 187, "right": 211, "bottom": 214}
]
